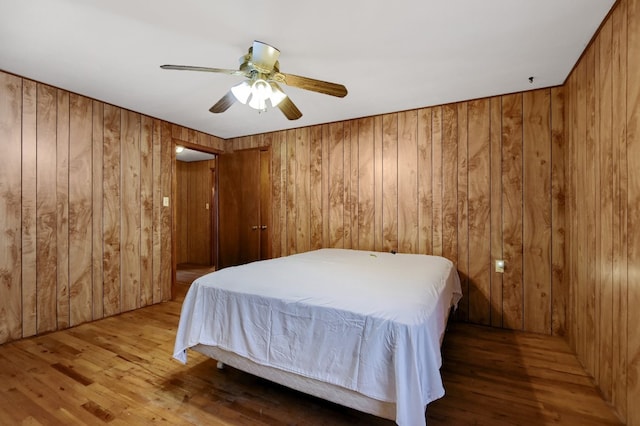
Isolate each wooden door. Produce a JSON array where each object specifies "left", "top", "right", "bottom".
[{"left": 218, "top": 149, "right": 270, "bottom": 268}]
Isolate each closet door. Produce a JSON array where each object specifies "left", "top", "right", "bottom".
[{"left": 218, "top": 148, "right": 270, "bottom": 268}]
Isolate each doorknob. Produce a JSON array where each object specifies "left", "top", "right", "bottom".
[
  {"left": 252, "top": 225, "right": 258, "bottom": 230},
  {"left": 261, "top": 225, "right": 267, "bottom": 230}
]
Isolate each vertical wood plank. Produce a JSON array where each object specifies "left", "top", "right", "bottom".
[
  {"left": 68, "top": 94, "right": 93, "bottom": 326},
  {"left": 490, "top": 97, "right": 503, "bottom": 328},
  {"left": 286, "top": 130, "right": 297, "bottom": 254},
  {"left": 92, "top": 101, "right": 104, "bottom": 318},
  {"left": 152, "top": 119, "right": 162, "bottom": 303},
  {"left": 585, "top": 47, "right": 598, "bottom": 375},
  {"left": 565, "top": 67, "right": 575, "bottom": 350},
  {"left": 373, "top": 116, "right": 384, "bottom": 251},
  {"left": 252, "top": 134, "right": 263, "bottom": 150},
  {"left": 21, "top": 79, "right": 37, "bottom": 338},
  {"left": 357, "top": 118, "right": 375, "bottom": 251},
  {"left": 350, "top": 121, "right": 359, "bottom": 250},
  {"left": 598, "top": 17, "right": 614, "bottom": 400},
  {"left": 343, "top": 123, "right": 352, "bottom": 249},
  {"left": 626, "top": 0, "right": 640, "bottom": 423},
  {"left": 611, "top": 1, "right": 628, "bottom": 418},
  {"left": 501, "top": 93, "right": 524, "bottom": 330},
  {"left": 467, "top": 99, "right": 491, "bottom": 326},
  {"left": 160, "top": 121, "right": 172, "bottom": 301},
  {"left": 321, "top": 125, "right": 330, "bottom": 250},
  {"left": 239, "top": 136, "right": 249, "bottom": 150},
  {"left": 431, "top": 107, "right": 443, "bottom": 256},
  {"left": 187, "top": 128, "right": 198, "bottom": 144},
  {"left": 551, "top": 87, "right": 566, "bottom": 337},
  {"left": 121, "top": 111, "right": 141, "bottom": 312},
  {"left": 417, "top": 108, "right": 433, "bottom": 255},
  {"left": 103, "top": 104, "right": 121, "bottom": 315},
  {"left": 36, "top": 84, "right": 58, "bottom": 334},
  {"left": 296, "top": 127, "right": 310, "bottom": 253},
  {"left": 260, "top": 149, "right": 272, "bottom": 260},
  {"left": 279, "top": 131, "right": 288, "bottom": 256},
  {"left": 140, "top": 116, "right": 154, "bottom": 306},
  {"left": 398, "top": 110, "right": 418, "bottom": 253},
  {"left": 442, "top": 105, "right": 458, "bottom": 261},
  {"left": 382, "top": 114, "right": 398, "bottom": 252},
  {"left": 594, "top": 33, "right": 604, "bottom": 387},
  {"left": 523, "top": 89, "right": 552, "bottom": 334},
  {"left": 270, "top": 132, "right": 282, "bottom": 258},
  {"left": 0, "top": 73, "right": 23, "bottom": 343},
  {"left": 575, "top": 58, "right": 588, "bottom": 370},
  {"left": 456, "top": 103, "right": 469, "bottom": 320},
  {"left": 567, "top": 69, "right": 577, "bottom": 350},
  {"left": 56, "top": 89, "right": 70, "bottom": 330},
  {"left": 171, "top": 124, "right": 185, "bottom": 141},
  {"left": 328, "top": 123, "right": 344, "bottom": 248},
  {"left": 309, "top": 126, "right": 323, "bottom": 250}
]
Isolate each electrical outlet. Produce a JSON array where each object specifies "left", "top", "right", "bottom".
[
  {"left": 163, "top": 196, "right": 169, "bottom": 207},
  {"left": 495, "top": 260, "right": 505, "bottom": 273}
]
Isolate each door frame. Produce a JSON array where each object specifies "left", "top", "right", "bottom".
[
  {"left": 210, "top": 166, "right": 218, "bottom": 268},
  {"left": 171, "top": 139, "right": 223, "bottom": 300}
]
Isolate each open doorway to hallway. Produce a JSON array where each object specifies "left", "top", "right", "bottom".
[{"left": 175, "top": 146, "right": 217, "bottom": 297}]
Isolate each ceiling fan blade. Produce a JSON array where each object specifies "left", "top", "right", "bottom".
[
  {"left": 209, "top": 91, "right": 236, "bottom": 113},
  {"left": 161, "top": 65, "right": 247, "bottom": 77},
  {"left": 278, "top": 73, "right": 348, "bottom": 98},
  {"left": 251, "top": 41, "right": 280, "bottom": 72},
  {"left": 277, "top": 96, "right": 302, "bottom": 120}
]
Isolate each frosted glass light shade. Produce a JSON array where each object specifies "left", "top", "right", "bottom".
[
  {"left": 248, "top": 79, "right": 272, "bottom": 111},
  {"left": 231, "top": 81, "right": 252, "bottom": 104},
  {"left": 269, "top": 83, "right": 287, "bottom": 107}
]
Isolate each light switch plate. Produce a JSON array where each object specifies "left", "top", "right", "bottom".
[
  {"left": 495, "top": 259, "right": 505, "bottom": 273},
  {"left": 163, "top": 196, "right": 169, "bottom": 207}
]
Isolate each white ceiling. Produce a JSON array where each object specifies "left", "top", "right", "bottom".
[
  {"left": 176, "top": 147, "right": 216, "bottom": 162},
  {"left": 0, "top": 0, "right": 614, "bottom": 139}
]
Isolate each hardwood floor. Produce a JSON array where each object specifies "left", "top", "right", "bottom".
[
  {"left": 176, "top": 263, "right": 216, "bottom": 285},
  {"left": 175, "top": 263, "right": 215, "bottom": 300},
  {"left": 0, "top": 294, "right": 621, "bottom": 425}
]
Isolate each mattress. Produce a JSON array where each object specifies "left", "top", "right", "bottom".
[{"left": 174, "top": 248, "right": 462, "bottom": 425}]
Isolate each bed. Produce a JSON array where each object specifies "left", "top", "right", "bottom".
[{"left": 173, "top": 248, "right": 462, "bottom": 426}]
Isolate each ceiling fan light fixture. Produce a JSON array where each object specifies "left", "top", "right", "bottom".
[
  {"left": 231, "top": 81, "right": 252, "bottom": 104},
  {"left": 161, "top": 40, "right": 346, "bottom": 120}
]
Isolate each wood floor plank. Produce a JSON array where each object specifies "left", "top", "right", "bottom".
[{"left": 0, "top": 287, "right": 621, "bottom": 426}]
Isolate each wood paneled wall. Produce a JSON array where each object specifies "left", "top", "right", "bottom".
[
  {"left": 0, "top": 70, "right": 226, "bottom": 345},
  {"left": 229, "top": 88, "right": 566, "bottom": 336},
  {"left": 176, "top": 159, "right": 216, "bottom": 265},
  {"left": 564, "top": 0, "right": 639, "bottom": 423}
]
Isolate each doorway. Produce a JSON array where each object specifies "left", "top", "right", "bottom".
[
  {"left": 170, "top": 143, "right": 272, "bottom": 299},
  {"left": 173, "top": 143, "right": 219, "bottom": 296}
]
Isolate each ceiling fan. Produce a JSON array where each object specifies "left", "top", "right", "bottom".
[{"left": 161, "top": 40, "right": 348, "bottom": 120}]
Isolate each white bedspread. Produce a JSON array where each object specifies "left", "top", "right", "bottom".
[{"left": 173, "top": 249, "right": 462, "bottom": 426}]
